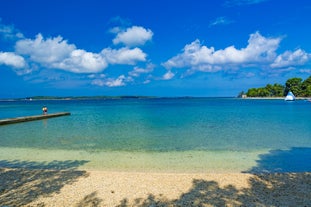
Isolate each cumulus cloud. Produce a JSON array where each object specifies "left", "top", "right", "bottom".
[
  {"left": 101, "top": 47, "right": 147, "bottom": 65},
  {"left": 128, "top": 63, "right": 154, "bottom": 77},
  {"left": 162, "top": 32, "right": 303, "bottom": 75},
  {"left": 15, "top": 34, "right": 75, "bottom": 64},
  {"left": 162, "top": 70, "right": 175, "bottom": 80},
  {"left": 15, "top": 33, "right": 107, "bottom": 73},
  {"left": 54, "top": 49, "right": 108, "bottom": 73},
  {"left": 112, "top": 26, "right": 153, "bottom": 47},
  {"left": 105, "top": 75, "right": 127, "bottom": 87},
  {"left": 0, "top": 20, "right": 24, "bottom": 40},
  {"left": 14, "top": 33, "right": 148, "bottom": 74},
  {"left": 0, "top": 52, "right": 32, "bottom": 75},
  {"left": 91, "top": 79, "right": 105, "bottom": 86},
  {"left": 270, "top": 49, "right": 310, "bottom": 68},
  {"left": 0, "top": 52, "right": 26, "bottom": 68},
  {"left": 0, "top": 21, "right": 154, "bottom": 88},
  {"left": 91, "top": 75, "right": 133, "bottom": 87}
]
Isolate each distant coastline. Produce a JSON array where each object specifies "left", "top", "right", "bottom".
[
  {"left": 0, "top": 95, "right": 158, "bottom": 101},
  {"left": 0, "top": 96, "right": 237, "bottom": 101},
  {"left": 1, "top": 95, "right": 310, "bottom": 102},
  {"left": 241, "top": 96, "right": 309, "bottom": 100}
]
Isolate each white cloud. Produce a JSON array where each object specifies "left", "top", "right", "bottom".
[
  {"left": 270, "top": 49, "right": 310, "bottom": 68},
  {"left": 88, "top": 73, "right": 105, "bottom": 79},
  {"left": 0, "top": 20, "right": 24, "bottom": 40},
  {"left": 105, "top": 75, "right": 127, "bottom": 87},
  {"left": 54, "top": 49, "right": 108, "bottom": 73},
  {"left": 92, "top": 75, "right": 133, "bottom": 87},
  {"left": 15, "top": 33, "right": 75, "bottom": 64},
  {"left": 209, "top": 17, "right": 234, "bottom": 27},
  {"left": 14, "top": 33, "right": 152, "bottom": 73},
  {"left": 102, "top": 47, "right": 147, "bottom": 65},
  {"left": 15, "top": 34, "right": 108, "bottom": 73},
  {"left": 0, "top": 52, "right": 26, "bottom": 68},
  {"left": 1, "top": 21, "right": 153, "bottom": 78},
  {"left": 109, "top": 26, "right": 122, "bottom": 34},
  {"left": 91, "top": 79, "right": 105, "bottom": 86},
  {"left": 128, "top": 63, "right": 154, "bottom": 77},
  {"left": 162, "top": 70, "right": 175, "bottom": 80},
  {"left": 112, "top": 26, "right": 153, "bottom": 47},
  {"left": 163, "top": 32, "right": 288, "bottom": 74}
]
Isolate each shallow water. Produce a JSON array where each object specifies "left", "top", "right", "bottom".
[{"left": 0, "top": 98, "right": 310, "bottom": 172}]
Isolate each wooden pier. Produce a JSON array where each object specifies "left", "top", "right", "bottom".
[{"left": 0, "top": 112, "right": 71, "bottom": 125}]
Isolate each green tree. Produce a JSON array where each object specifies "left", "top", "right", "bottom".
[
  {"left": 257, "top": 87, "right": 270, "bottom": 97},
  {"left": 243, "top": 76, "right": 311, "bottom": 98},
  {"left": 272, "top": 83, "right": 285, "bottom": 97},
  {"left": 260, "top": 84, "right": 285, "bottom": 97},
  {"left": 301, "top": 75, "right": 311, "bottom": 96},
  {"left": 265, "top": 84, "right": 273, "bottom": 96},
  {"left": 285, "top": 77, "right": 303, "bottom": 96},
  {"left": 246, "top": 88, "right": 258, "bottom": 97}
]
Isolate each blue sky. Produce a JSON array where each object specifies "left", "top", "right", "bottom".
[{"left": 0, "top": 0, "right": 311, "bottom": 98}]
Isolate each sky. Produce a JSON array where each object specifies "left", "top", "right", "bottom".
[{"left": 0, "top": 0, "right": 311, "bottom": 98}]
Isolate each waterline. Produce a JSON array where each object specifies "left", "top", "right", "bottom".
[{"left": 0, "top": 147, "right": 268, "bottom": 173}]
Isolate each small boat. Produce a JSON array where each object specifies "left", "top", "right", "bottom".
[{"left": 285, "top": 91, "right": 295, "bottom": 101}]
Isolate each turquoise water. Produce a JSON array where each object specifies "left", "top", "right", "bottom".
[{"left": 0, "top": 98, "right": 310, "bottom": 172}]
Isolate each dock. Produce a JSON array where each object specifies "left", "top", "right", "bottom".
[{"left": 0, "top": 112, "right": 71, "bottom": 125}]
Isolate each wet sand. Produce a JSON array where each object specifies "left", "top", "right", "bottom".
[{"left": 1, "top": 168, "right": 310, "bottom": 207}]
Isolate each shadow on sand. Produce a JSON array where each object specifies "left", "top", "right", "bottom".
[
  {"left": 0, "top": 159, "right": 89, "bottom": 206},
  {"left": 117, "top": 147, "right": 311, "bottom": 207},
  {"left": 75, "top": 192, "right": 103, "bottom": 207},
  {"left": 1, "top": 148, "right": 310, "bottom": 206}
]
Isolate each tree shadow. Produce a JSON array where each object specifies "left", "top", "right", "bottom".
[
  {"left": 0, "top": 159, "right": 89, "bottom": 170},
  {"left": 116, "top": 147, "right": 311, "bottom": 206},
  {"left": 75, "top": 191, "right": 103, "bottom": 207},
  {"left": 240, "top": 172, "right": 311, "bottom": 207},
  {"left": 0, "top": 159, "right": 89, "bottom": 206},
  {"left": 245, "top": 147, "right": 311, "bottom": 173},
  {"left": 116, "top": 174, "right": 311, "bottom": 207}
]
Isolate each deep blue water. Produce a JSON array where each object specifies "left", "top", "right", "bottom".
[{"left": 0, "top": 98, "right": 310, "bottom": 152}]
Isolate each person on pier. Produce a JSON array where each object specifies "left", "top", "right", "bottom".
[{"left": 42, "top": 106, "right": 48, "bottom": 115}]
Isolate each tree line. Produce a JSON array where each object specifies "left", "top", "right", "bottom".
[{"left": 239, "top": 75, "right": 311, "bottom": 97}]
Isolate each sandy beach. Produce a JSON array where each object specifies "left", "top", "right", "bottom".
[{"left": 0, "top": 167, "right": 310, "bottom": 207}]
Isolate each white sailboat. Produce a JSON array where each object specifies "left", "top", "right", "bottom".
[{"left": 285, "top": 91, "right": 295, "bottom": 101}]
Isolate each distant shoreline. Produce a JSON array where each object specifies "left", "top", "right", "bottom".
[
  {"left": 242, "top": 97, "right": 310, "bottom": 100},
  {"left": 0, "top": 96, "right": 158, "bottom": 101},
  {"left": 0, "top": 96, "right": 233, "bottom": 101},
  {"left": 0, "top": 96, "right": 310, "bottom": 102}
]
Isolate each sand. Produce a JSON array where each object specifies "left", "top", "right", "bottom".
[{"left": 1, "top": 168, "right": 310, "bottom": 207}]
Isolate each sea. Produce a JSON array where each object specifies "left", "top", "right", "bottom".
[{"left": 0, "top": 98, "right": 310, "bottom": 173}]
